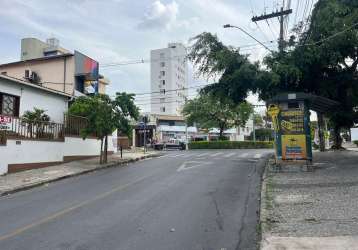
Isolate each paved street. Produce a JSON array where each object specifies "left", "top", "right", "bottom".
[{"left": 0, "top": 149, "right": 272, "bottom": 250}]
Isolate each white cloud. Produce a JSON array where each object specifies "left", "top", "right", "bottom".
[{"left": 137, "top": 1, "right": 179, "bottom": 30}]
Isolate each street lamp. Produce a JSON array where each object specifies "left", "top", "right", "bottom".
[{"left": 223, "top": 24, "right": 274, "bottom": 53}]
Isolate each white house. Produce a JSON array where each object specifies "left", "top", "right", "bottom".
[{"left": 0, "top": 74, "right": 114, "bottom": 175}]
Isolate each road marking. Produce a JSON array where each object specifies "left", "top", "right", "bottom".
[
  {"left": 254, "top": 153, "right": 262, "bottom": 159},
  {"left": 224, "top": 152, "right": 236, "bottom": 158},
  {"left": 239, "top": 153, "right": 249, "bottom": 158},
  {"left": 182, "top": 153, "right": 195, "bottom": 158},
  {"left": 168, "top": 153, "right": 185, "bottom": 158},
  {"left": 211, "top": 152, "right": 223, "bottom": 157},
  {"left": 196, "top": 153, "right": 209, "bottom": 157},
  {"left": 0, "top": 174, "right": 153, "bottom": 242},
  {"left": 177, "top": 161, "right": 213, "bottom": 172}
]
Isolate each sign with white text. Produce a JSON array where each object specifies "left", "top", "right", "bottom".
[{"left": 0, "top": 115, "right": 12, "bottom": 130}]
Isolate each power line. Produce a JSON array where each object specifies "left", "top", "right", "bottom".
[{"left": 298, "top": 22, "right": 358, "bottom": 47}]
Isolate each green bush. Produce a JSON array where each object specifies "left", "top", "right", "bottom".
[
  {"left": 188, "top": 140, "right": 274, "bottom": 149},
  {"left": 353, "top": 140, "right": 358, "bottom": 147}
]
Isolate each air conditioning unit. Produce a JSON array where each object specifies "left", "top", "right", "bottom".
[
  {"left": 24, "top": 69, "right": 31, "bottom": 79},
  {"left": 28, "top": 71, "right": 41, "bottom": 84}
]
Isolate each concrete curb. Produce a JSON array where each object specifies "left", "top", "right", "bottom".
[
  {"left": 0, "top": 153, "right": 162, "bottom": 197},
  {"left": 258, "top": 156, "right": 275, "bottom": 250}
]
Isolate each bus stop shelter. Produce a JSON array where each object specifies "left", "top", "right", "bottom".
[{"left": 267, "top": 92, "right": 339, "bottom": 165}]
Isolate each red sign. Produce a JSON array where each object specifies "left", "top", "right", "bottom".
[{"left": 0, "top": 115, "right": 12, "bottom": 130}]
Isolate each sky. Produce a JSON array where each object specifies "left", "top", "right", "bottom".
[{"left": 0, "top": 0, "right": 313, "bottom": 113}]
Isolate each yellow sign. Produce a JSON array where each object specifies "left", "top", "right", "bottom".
[
  {"left": 267, "top": 104, "right": 280, "bottom": 132},
  {"left": 282, "top": 134, "right": 307, "bottom": 160},
  {"left": 281, "top": 120, "right": 294, "bottom": 131}
]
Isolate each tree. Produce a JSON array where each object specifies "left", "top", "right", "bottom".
[
  {"left": 188, "top": 32, "right": 261, "bottom": 103},
  {"left": 22, "top": 108, "right": 50, "bottom": 138},
  {"left": 253, "top": 113, "right": 264, "bottom": 128},
  {"left": 68, "top": 93, "right": 139, "bottom": 164},
  {"left": 188, "top": 0, "right": 358, "bottom": 149},
  {"left": 182, "top": 93, "right": 254, "bottom": 139}
]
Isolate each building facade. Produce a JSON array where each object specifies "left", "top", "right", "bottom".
[
  {"left": 150, "top": 43, "right": 188, "bottom": 116},
  {"left": 0, "top": 74, "right": 115, "bottom": 175},
  {"left": 0, "top": 38, "right": 109, "bottom": 96}
]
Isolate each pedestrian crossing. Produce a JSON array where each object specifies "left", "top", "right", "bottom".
[{"left": 166, "top": 151, "right": 269, "bottom": 160}]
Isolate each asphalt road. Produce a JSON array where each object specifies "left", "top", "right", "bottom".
[{"left": 0, "top": 149, "right": 272, "bottom": 250}]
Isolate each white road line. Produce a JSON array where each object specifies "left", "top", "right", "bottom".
[
  {"left": 168, "top": 154, "right": 185, "bottom": 158},
  {"left": 197, "top": 153, "right": 209, "bottom": 157},
  {"left": 239, "top": 153, "right": 249, "bottom": 158},
  {"left": 211, "top": 152, "right": 223, "bottom": 157},
  {"left": 224, "top": 152, "right": 236, "bottom": 158},
  {"left": 183, "top": 153, "right": 195, "bottom": 158},
  {"left": 254, "top": 153, "right": 262, "bottom": 159}
]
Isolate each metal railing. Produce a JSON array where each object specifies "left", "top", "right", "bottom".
[
  {"left": 0, "top": 114, "right": 94, "bottom": 144},
  {"left": 64, "top": 114, "right": 91, "bottom": 137},
  {"left": 3, "top": 116, "right": 64, "bottom": 141}
]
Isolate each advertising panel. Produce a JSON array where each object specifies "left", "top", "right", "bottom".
[
  {"left": 74, "top": 51, "right": 99, "bottom": 94},
  {"left": 282, "top": 134, "right": 307, "bottom": 160}
]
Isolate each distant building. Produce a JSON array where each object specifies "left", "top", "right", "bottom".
[
  {"left": 21, "top": 37, "right": 70, "bottom": 61},
  {"left": 150, "top": 43, "right": 188, "bottom": 116},
  {"left": 0, "top": 37, "right": 109, "bottom": 96}
]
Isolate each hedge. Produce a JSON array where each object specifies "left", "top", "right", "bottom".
[
  {"left": 188, "top": 140, "right": 274, "bottom": 149},
  {"left": 354, "top": 140, "right": 358, "bottom": 147}
]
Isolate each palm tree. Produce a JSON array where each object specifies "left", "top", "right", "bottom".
[{"left": 22, "top": 108, "right": 50, "bottom": 138}]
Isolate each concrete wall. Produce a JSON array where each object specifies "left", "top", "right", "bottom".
[
  {"left": 0, "top": 135, "right": 115, "bottom": 175},
  {"left": 0, "top": 77, "right": 68, "bottom": 123}
]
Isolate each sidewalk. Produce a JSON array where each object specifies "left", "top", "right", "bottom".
[
  {"left": 260, "top": 150, "right": 358, "bottom": 250},
  {"left": 0, "top": 150, "right": 161, "bottom": 196}
]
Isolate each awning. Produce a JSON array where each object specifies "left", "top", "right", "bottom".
[{"left": 267, "top": 92, "right": 340, "bottom": 113}]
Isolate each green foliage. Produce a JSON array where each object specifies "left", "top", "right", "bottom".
[
  {"left": 249, "top": 128, "right": 274, "bottom": 141},
  {"left": 182, "top": 93, "right": 254, "bottom": 138},
  {"left": 253, "top": 113, "right": 264, "bottom": 127},
  {"left": 188, "top": 140, "right": 273, "bottom": 149},
  {"left": 22, "top": 108, "right": 50, "bottom": 124},
  {"left": 68, "top": 93, "right": 139, "bottom": 140},
  {"left": 68, "top": 93, "right": 139, "bottom": 163},
  {"left": 188, "top": 0, "right": 358, "bottom": 148},
  {"left": 22, "top": 108, "right": 51, "bottom": 139},
  {"left": 353, "top": 140, "right": 358, "bottom": 147}
]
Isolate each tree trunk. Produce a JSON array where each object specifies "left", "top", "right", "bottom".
[
  {"left": 100, "top": 138, "right": 103, "bottom": 164},
  {"left": 332, "top": 125, "right": 343, "bottom": 150},
  {"left": 317, "top": 113, "right": 325, "bottom": 152},
  {"left": 219, "top": 126, "right": 224, "bottom": 140},
  {"left": 104, "top": 135, "right": 108, "bottom": 163}
]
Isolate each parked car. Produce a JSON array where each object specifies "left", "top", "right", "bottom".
[{"left": 153, "top": 139, "right": 186, "bottom": 150}]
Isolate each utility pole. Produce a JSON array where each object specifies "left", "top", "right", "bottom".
[{"left": 252, "top": 6, "right": 292, "bottom": 53}]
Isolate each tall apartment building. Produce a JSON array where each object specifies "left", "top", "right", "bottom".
[{"left": 150, "top": 43, "right": 188, "bottom": 116}]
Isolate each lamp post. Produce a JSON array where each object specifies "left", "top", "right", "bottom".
[{"left": 223, "top": 24, "right": 274, "bottom": 53}]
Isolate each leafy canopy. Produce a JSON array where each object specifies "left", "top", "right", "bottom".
[
  {"left": 182, "top": 93, "right": 254, "bottom": 137},
  {"left": 68, "top": 93, "right": 139, "bottom": 140}
]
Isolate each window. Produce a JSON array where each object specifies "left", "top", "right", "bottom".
[
  {"left": 160, "top": 53, "right": 165, "bottom": 58},
  {"left": 160, "top": 98, "right": 165, "bottom": 103},
  {"left": 160, "top": 71, "right": 165, "bottom": 76},
  {"left": 0, "top": 92, "right": 20, "bottom": 117},
  {"left": 161, "top": 80, "right": 165, "bottom": 85},
  {"left": 160, "top": 89, "right": 166, "bottom": 94},
  {"left": 160, "top": 107, "right": 166, "bottom": 112},
  {"left": 160, "top": 62, "right": 165, "bottom": 67}
]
